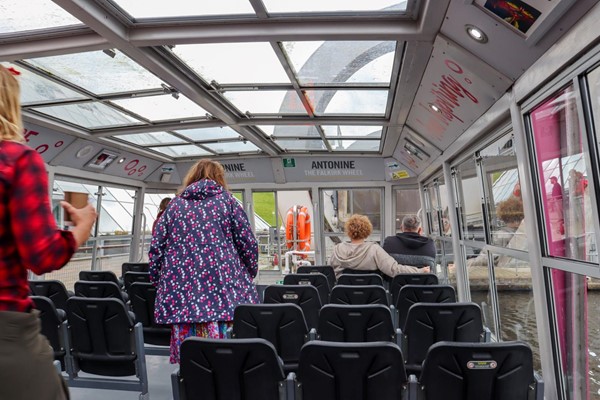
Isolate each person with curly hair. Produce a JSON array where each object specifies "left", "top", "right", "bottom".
[{"left": 329, "top": 214, "right": 429, "bottom": 278}]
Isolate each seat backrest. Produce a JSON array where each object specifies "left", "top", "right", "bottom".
[
  {"left": 79, "top": 270, "right": 120, "bottom": 286},
  {"left": 397, "top": 285, "right": 456, "bottom": 329},
  {"left": 127, "top": 282, "right": 170, "bottom": 345},
  {"left": 403, "top": 303, "right": 483, "bottom": 369},
  {"left": 419, "top": 341, "right": 535, "bottom": 400},
  {"left": 263, "top": 285, "right": 322, "bottom": 330},
  {"left": 74, "top": 280, "right": 125, "bottom": 301},
  {"left": 330, "top": 285, "right": 389, "bottom": 306},
  {"left": 337, "top": 273, "right": 383, "bottom": 286},
  {"left": 180, "top": 338, "right": 285, "bottom": 400},
  {"left": 342, "top": 268, "right": 391, "bottom": 284},
  {"left": 66, "top": 297, "right": 136, "bottom": 376},
  {"left": 389, "top": 253, "right": 436, "bottom": 269},
  {"left": 298, "top": 341, "right": 407, "bottom": 400},
  {"left": 31, "top": 296, "right": 65, "bottom": 357},
  {"left": 318, "top": 304, "right": 394, "bottom": 342},
  {"left": 297, "top": 266, "right": 336, "bottom": 289},
  {"left": 233, "top": 304, "right": 307, "bottom": 366},
  {"left": 123, "top": 271, "right": 150, "bottom": 289},
  {"left": 29, "top": 280, "right": 70, "bottom": 310},
  {"left": 122, "top": 262, "right": 149, "bottom": 276},
  {"left": 391, "top": 273, "right": 439, "bottom": 306},
  {"left": 283, "top": 273, "right": 330, "bottom": 305}
]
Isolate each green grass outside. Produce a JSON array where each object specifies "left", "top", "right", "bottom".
[{"left": 252, "top": 192, "right": 276, "bottom": 226}]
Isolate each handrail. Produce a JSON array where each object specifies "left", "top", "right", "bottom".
[{"left": 138, "top": 213, "right": 147, "bottom": 262}]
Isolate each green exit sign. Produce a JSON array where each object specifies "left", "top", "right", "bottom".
[{"left": 283, "top": 158, "right": 296, "bottom": 168}]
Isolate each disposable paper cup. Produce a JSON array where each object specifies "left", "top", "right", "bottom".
[{"left": 64, "top": 191, "right": 89, "bottom": 226}]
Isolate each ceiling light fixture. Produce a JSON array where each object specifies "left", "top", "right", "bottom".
[
  {"left": 465, "top": 24, "right": 488, "bottom": 43},
  {"left": 117, "top": 158, "right": 126, "bottom": 164},
  {"left": 429, "top": 103, "right": 441, "bottom": 113}
]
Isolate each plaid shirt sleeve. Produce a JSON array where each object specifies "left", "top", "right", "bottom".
[{"left": 9, "top": 149, "right": 76, "bottom": 274}]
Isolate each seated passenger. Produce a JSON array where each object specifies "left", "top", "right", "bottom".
[
  {"left": 329, "top": 214, "right": 428, "bottom": 279},
  {"left": 383, "top": 215, "right": 436, "bottom": 268}
]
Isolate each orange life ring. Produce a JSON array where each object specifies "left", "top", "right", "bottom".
[{"left": 286, "top": 205, "right": 311, "bottom": 252}]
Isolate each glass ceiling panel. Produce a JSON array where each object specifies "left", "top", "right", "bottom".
[
  {"left": 263, "top": 0, "right": 407, "bottom": 13},
  {"left": 111, "top": 95, "right": 208, "bottom": 121},
  {"left": 282, "top": 41, "right": 395, "bottom": 85},
  {"left": 0, "top": 0, "right": 82, "bottom": 34},
  {"left": 224, "top": 91, "right": 307, "bottom": 115},
  {"left": 112, "top": 0, "right": 255, "bottom": 19},
  {"left": 31, "top": 102, "right": 144, "bottom": 129},
  {"left": 328, "top": 139, "right": 381, "bottom": 151},
  {"left": 176, "top": 127, "right": 240, "bottom": 141},
  {"left": 275, "top": 139, "right": 326, "bottom": 151},
  {"left": 1, "top": 63, "right": 86, "bottom": 105},
  {"left": 305, "top": 90, "right": 388, "bottom": 115},
  {"left": 174, "top": 43, "right": 290, "bottom": 85},
  {"left": 150, "top": 145, "right": 210, "bottom": 157},
  {"left": 25, "top": 50, "right": 164, "bottom": 95},
  {"left": 258, "top": 125, "right": 321, "bottom": 137},
  {"left": 322, "top": 125, "right": 382, "bottom": 138},
  {"left": 117, "top": 132, "right": 187, "bottom": 146},
  {"left": 203, "top": 141, "right": 260, "bottom": 154}
]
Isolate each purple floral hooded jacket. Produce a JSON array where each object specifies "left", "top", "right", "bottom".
[{"left": 149, "top": 179, "right": 259, "bottom": 324}]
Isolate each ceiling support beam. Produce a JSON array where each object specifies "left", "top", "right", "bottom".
[{"left": 0, "top": 32, "right": 108, "bottom": 61}]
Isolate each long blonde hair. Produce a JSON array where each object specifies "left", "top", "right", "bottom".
[
  {"left": 0, "top": 65, "right": 23, "bottom": 142},
  {"left": 181, "top": 159, "right": 228, "bottom": 192}
]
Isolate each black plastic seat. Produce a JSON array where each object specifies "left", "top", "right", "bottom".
[
  {"left": 283, "top": 273, "right": 330, "bottom": 305},
  {"left": 337, "top": 273, "right": 383, "bottom": 286},
  {"left": 417, "top": 341, "right": 543, "bottom": 400},
  {"left": 74, "top": 280, "right": 128, "bottom": 303},
  {"left": 402, "top": 303, "right": 484, "bottom": 376},
  {"left": 123, "top": 271, "right": 150, "bottom": 289},
  {"left": 127, "top": 282, "right": 171, "bottom": 347},
  {"left": 318, "top": 304, "right": 395, "bottom": 343},
  {"left": 297, "top": 266, "right": 336, "bottom": 289},
  {"left": 390, "top": 273, "right": 439, "bottom": 307},
  {"left": 122, "top": 262, "right": 149, "bottom": 276},
  {"left": 232, "top": 304, "right": 308, "bottom": 373},
  {"left": 31, "top": 296, "right": 67, "bottom": 370},
  {"left": 396, "top": 284, "right": 456, "bottom": 329},
  {"left": 65, "top": 297, "right": 148, "bottom": 397},
  {"left": 298, "top": 341, "right": 408, "bottom": 400},
  {"left": 29, "top": 280, "right": 72, "bottom": 311},
  {"left": 330, "top": 285, "right": 389, "bottom": 306},
  {"left": 389, "top": 253, "right": 436, "bottom": 269},
  {"left": 79, "top": 270, "right": 121, "bottom": 286},
  {"left": 263, "top": 285, "right": 322, "bottom": 330},
  {"left": 173, "top": 338, "right": 287, "bottom": 400}
]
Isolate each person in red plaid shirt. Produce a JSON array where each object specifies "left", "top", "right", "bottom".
[{"left": 0, "top": 65, "right": 96, "bottom": 399}]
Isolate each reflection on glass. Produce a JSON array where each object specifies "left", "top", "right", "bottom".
[
  {"left": 551, "top": 269, "right": 597, "bottom": 398},
  {"left": 455, "top": 158, "right": 484, "bottom": 241},
  {"left": 492, "top": 254, "right": 540, "bottom": 372},
  {"left": 274, "top": 139, "right": 326, "bottom": 151},
  {"left": 174, "top": 43, "right": 290, "bottom": 85},
  {"left": 224, "top": 90, "right": 307, "bottom": 114},
  {"left": 203, "top": 141, "right": 260, "bottom": 154},
  {"left": 353, "top": 189, "right": 382, "bottom": 231},
  {"left": 322, "top": 125, "right": 382, "bottom": 138},
  {"left": 26, "top": 50, "right": 164, "bottom": 95},
  {"left": 304, "top": 89, "right": 388, "bottom": 115},
  {"left": 259, "top": 125, "right": 320, "bottom": 138},
  {"left": 142, "top": 192, "right": 175, "bottom": 235},
  {"left": 32, "top": 102, "right": 144, "bottom": 129},
  {"left": 328, "top": 139, "right": 380, "bottom": 152},
  {"left": 263, "top": 0, "right": 407, "bottom": 13},
  {"left": 252, "top": 191, "right": 278, "bottom": 271},
  {"left": 117, "top": 132, "right": 186, "bottom": 146},
  {"left": 1, "top": 63, "right": 86, "bottom": 105},
  {"left": 438, "top": 180, "right": 451, "bottom": 237},
  {"left": 481, "top": 134, "right": 528, "bottom": 250},
  {"left": 150, "top": 145, "right": 210, "bottom": 157},
  {"left": 0, "top": 0, "right": 82, "bottom": 34},
  {"left": 394, "top": 189, "right": 421, "bottom": 232},
  {"left": 113, "top": 0, "right": 254, "bottom": 19},
  {"left": 111, "top": 95, "right": 208, "bottom": 121},
  {"left": 282, "top": 41, "right": 395, "bottom": 85},
  {"left": 176, "top": 126, "right": 240, "bottom": 141},
  {"left": 322, "top": 189, "right": 382, "bottom": 232},
  {"left": 464, "top": 245, "right": 496, "bottom": 337},
  {"left": 425, "top": 186, "right": 440, "bottom": 236},
  {"left": 530, "top": 85, "right": 596, "bottom": 262}
]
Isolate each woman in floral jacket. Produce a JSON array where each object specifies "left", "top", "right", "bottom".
[{"left": 149, "top": 159, "right": 259, "bottom": 363}]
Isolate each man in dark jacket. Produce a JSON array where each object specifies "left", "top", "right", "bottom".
[{"left": 383, "top": 215, "right": 436, "bottom": 268}]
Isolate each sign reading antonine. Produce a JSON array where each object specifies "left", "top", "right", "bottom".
[
  {"left": 284, "top": 158, "right": 385, "bottom": 182},
  {"left": 178, "top": 158, "right": 275, "bottom": 184}
]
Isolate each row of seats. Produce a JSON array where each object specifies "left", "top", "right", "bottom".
[{"left": 173, "top": 338, "right": 543, "bottom": 400}]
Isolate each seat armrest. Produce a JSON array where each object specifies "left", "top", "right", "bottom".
[
  {"left": 171, "top": 368, "right": 184, "bottom": 400},
  {"left": 56, "top": 308, "right": 67, "bottom": 322},
  {"left": 481, "top": 327, "right": 492, "bottom": 342},
  {"left": 308, "top": 328, "right": 318, "bottom": 341},
  {"left": 127, "top": 311, "right": 136, "bottom": 325},
  {"left": 407, "top": 374, "right": 418, "bottom": 400},
  {"left": 531, "top": 372, "right": 544, "bottom": 400},
  {"left": 280, "top": 372, "right": 297, "bottom": 400}
]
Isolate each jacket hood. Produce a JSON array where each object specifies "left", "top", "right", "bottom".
[
  {"left": 396, "top": 232, "right": 431, "bottom": 249},
  {"left": 331, "top": 242, "right": 373, "bottom": 267},
  {"left": 180, "top": 179, "right": 223, "bottom": 201}
]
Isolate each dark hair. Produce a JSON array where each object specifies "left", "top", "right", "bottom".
[{"left": 158, "top": 197, "right": 171, "bottom": 212}]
